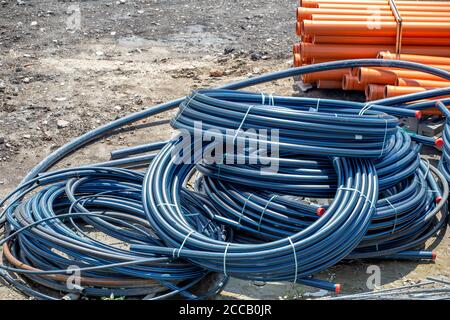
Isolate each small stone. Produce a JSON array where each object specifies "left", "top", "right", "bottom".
[
  {"left": 96, "top": 51, "right": 104, "bottom": 56},
  {"left": 110, "top": 31, "right": 116, "bottom": 36},
  {"left": 22, "top": 77, "right": 30, "bottom": 83},
  {"left": 57, "top": 119, "right": 69, "bottom": 128},
  {"left": 253, "top": 67, "right": 261, "bottom": 74},
  {"left": 23, "top": 134, "right": 31, "bottom": 139},
  {"left": 30, "top": 21, "right": 38, "bottom": 27},
  {"left": 224, "top": 47, "right": 235, "bottom": 55},
  {"left": 133, "top": 96, "right": 143, "bottom": 105},
  {"left": 113, "top": 105, "right": 122, "bottom": 111},
  {"left": 209, "top": 69, "right": 224, "bottom": 77},
  {"left": 250, "top": 52, "right": 262, "bottom": 61}
]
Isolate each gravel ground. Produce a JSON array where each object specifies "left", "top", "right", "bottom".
[{"left": 0, "top": 0, "right": 449, "bottom": 300}]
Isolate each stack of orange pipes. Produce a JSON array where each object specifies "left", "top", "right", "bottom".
[{"left": 294, "top": 0, "right": 450, "bottom": 108}]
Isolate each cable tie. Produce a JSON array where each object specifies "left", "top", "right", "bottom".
[
  {"left": 157, "top": 203, "right": 177, "bottom": 208},
  {"left": 233, "top": 105, "right": 255, "bottom": 143},
  {"left": 338, "top": 187, "right": 376, "bottom": 210},
  {"left": 359, "top": 103, "right": 372, "bottom": 116},
  {"left": 309, "top": 98, "right": 320, "bottom": 112},
  {"left": 378, "top": 118, "right": 388, "bottom": 158},
  {"left": 288, "top": 237, "right": 298, "bottom": 284},
  {"left": 223, "top": 243, "right": 231, "bottom": 276},
  {"left": 258, "top": 195, "right": 278, "bottom": 231},
  {"left": 183, "top": 212, "right": 201, "bottom": 217},
  {"left": 176, "top": 90, "right": 199, "bottom": 121},
  {"left": 174, "top": 230, "right": 194, "bottom": 258},
  {"left": 385, "top": 198, "right": 398, "bottom": 235},
  {"left": 261, "top": 93, "right": 265, "bottom": 105},
  {"left": 269, "top": 94, "right": 274, "bottom": 106},
  {"left": 238, "top": 193, "right": 253, "bottom": 229}
]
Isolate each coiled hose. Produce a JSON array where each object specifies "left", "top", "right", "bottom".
[
  {"left": 1, "top": 59, "right": 450, "bottom": 297},
  {"left": 437, "top": 101, "right": 450, "bottom": 183},
  {"left": 0, "top": 167, "right": 227, "bottom": 299},
  {"left": 137, "top": 86, "right": 448, "bottom": 291}
]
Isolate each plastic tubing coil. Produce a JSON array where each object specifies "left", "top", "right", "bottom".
[
  {"left": 2, "top": 59, "right": 450, "bottom": 294},
  {"left": 0, "top": 167, "right": 227, "bottom": 299}
]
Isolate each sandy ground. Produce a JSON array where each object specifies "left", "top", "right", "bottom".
[{"left": 0, "top": 0, "right": 449, "bottom": 300}]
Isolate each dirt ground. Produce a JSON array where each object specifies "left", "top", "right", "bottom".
[{"left": 0, "top": 0, "right": 449, "bottom": 300}]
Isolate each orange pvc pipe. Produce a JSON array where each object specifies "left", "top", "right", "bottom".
[
  {"left": 358, "top": 67, "right": 448, "bottom": 84},
  {"left": 342, "top": 74, "right": 365, "bottom": 91},
  {"left": 379, "top": 52, "right": 450, "bottom": 66},
  {"left": 359, "top": 68, "right": 398, "bottom": 85},
  {"left": 312, "top": 58, "right": 337, "bottom": 64},
  {"left": 300, "top": 43, "right": 450, "bottom": 63},
  {"left": 365, "top": 84, "right": 386, "bottom": 101},
  {"left": 302, "top": 68, "right": 350, "bottom": 83},
  {"left": 302, "top": 34, "right": 313, "bottom": 43},
  {"left": 316, "top": 4, "right": 450, "bottom": 12},
  {"left": 384, "top": 85, "right": 427, "bottom": 98},
  {"left": 294, "top": 53, "right": 302, "bottom": 67},
  {"left": 297, "top": 8, "right": 450, "bottom": 21},
  {"left": 350, "top": 67, "right": 359, "bottom": 76},
  {"left": 384, "top": 86, "right": 450, "bottom": 100},
  {"left": 301, "top": 0, "right": 450, "bottom": 8},
  {"left": 317, "top": 80, "right": 342, "bottom": 89},
  {"left": 309, "top": 15, "right": 450, "bottom": 23},
  {"left": 312, "top": 35, "right": 450, "bottom": 47},
  {"left": 396, "top": 78, "right": 450, "bottom": 88},
  {"left": 302, "top": 21, "right": 450, "bottom": 38},
  {"left": 296, "top": 22, "right": 302, "bottom": 36},
  {"left": 387, "top": 69, "right": 450, "bottom": 81},
  {"left": 422, "top": 107, "right": 450, "bottom": 116},
  {"left": 371, "top": 63, "right": 450, "bottom": 73},
  {"left": 293, "top": 43, "right": 301, "bottom": 55}
]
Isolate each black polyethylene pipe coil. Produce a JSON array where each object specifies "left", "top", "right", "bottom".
[{"left": 0, "top": 167, "right": 227, "bottom": 299}]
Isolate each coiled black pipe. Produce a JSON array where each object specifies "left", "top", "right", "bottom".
[
  {"left": 2, "top": 59, "right": 450, "bottom": 296},
  {"left": 0, "top": 167, "right": 227, "bottom": 299}
]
